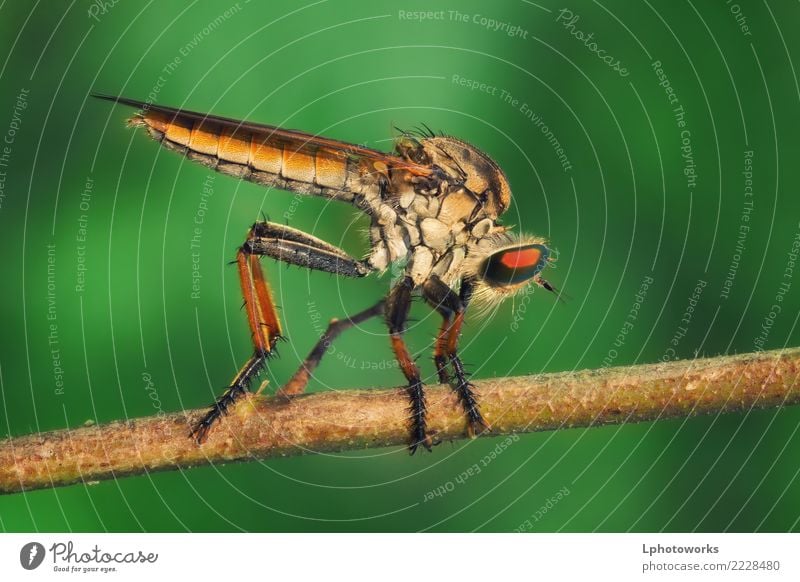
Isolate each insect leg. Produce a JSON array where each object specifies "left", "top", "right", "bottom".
[
  {"left": 422, "top": 276, "right": 490, "bottom": 438},
  {"left": 191, "top": 221, "right": 370, "bottom": 443},
  {"left": 190, "top": 244, "right": 281, "bottom": 443},
  {"left": 386, "top": 276, "right": 435, "bottom": 454},
  {"left": 244, "top": 222, "right": 371, "bottom": 278},
  {"left": 250, "top": 220, "right": 379, "bottom": 395},
  {"left": 278, "top": 299, "right": 385, "bottom": 398},
  {"left": 422, "top": 278, "right": 456, "bottom": 383}
]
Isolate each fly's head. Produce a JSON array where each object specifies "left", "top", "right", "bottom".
[
  {"left": 463, "top": 231, "right": 560, "bottom": 310},
  {"left": 396, "top": 131, "right": 560, "bottom": 304}
]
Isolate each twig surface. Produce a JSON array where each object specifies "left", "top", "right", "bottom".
[{"left": 1, "top": 348, "right": 798, "bottom": 494}]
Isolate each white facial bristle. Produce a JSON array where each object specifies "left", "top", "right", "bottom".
[{"left": 462, "top": 231, "right": 550, "bottom": 314}]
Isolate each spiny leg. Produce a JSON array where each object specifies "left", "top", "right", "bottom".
[
  {"left": 249, "top": 220, "right": 375, "bottom": 397},
  {"left": 428, "top": 277, "right": 453, "bottom": 385},
  {"left": 422, "top": 275, "right": 490, "bottom": 438},
  {"left": 446, "top": 277, "right": 490, "bottom": 437},
  {"left": 433, "top": 316, "right": 451, "bottom": 384},
  {"left": 386, "top": 276, "right": 435, "bottom": 454},
  {"left": 190, "top": 248, "right": 281, "bottom": 443},
  {"left": 278, "top": 299, "right": 385, "bottom": 398},
  {"left": 243, "top": 222, "right": 370, "bottom": 278},
  {"left": 191, "top": 221, "right": 371, "bottom": 443}
]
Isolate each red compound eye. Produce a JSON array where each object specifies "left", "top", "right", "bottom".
[
  {"left": 499, "top": 247, "right": 542, "bottom": 269},
  {"left": 482, "top": 244, "right": 549, "bottom": 286}
]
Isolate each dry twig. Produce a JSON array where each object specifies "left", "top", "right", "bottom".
[{"left": 1, "top": 348, "right": 798, "bottom": 494}]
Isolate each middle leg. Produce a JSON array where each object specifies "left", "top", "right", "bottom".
[
  {"left": 278, "top": 299, "right": 385, "bottom": 398},
  {"left": 386, "top": 276, "right": 435, "bottom": 454}
]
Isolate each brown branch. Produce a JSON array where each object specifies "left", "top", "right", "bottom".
[{"left": 1, "top": 348, "right": 799, "bottom": 494}]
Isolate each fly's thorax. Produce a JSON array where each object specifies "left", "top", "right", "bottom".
[
  {"left": 365, "top": 162, "right": 511, "bottom": 281},
  {"left": 400, "top": 211, "right": 505, "bottom": 287},
  {"left": 430, "top": 245, "right": 468, "bottom": 285},
  {"left": 419, "top": 136, "right": 512, "bottom": 218}
]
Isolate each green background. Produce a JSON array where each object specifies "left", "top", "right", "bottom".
[{"left": 1, "top": 0, "right": 799, "bottom": 532}]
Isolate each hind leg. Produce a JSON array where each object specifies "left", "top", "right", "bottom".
[
  {"left": 190, "top": 221, "right": 370, "bottom": 443},
  {"left": 190, "top": 244, "right": 282, "bottom": 443}
]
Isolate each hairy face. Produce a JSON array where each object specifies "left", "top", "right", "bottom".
[{"left": 463, "top": 232, "right": 555, "bottom": 309}]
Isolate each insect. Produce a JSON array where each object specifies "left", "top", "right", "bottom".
[{"left": 96, "top": 94, "right": 559, "bottom": 453}]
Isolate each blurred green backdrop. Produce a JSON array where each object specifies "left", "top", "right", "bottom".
[{"left": 1, "top": 0, "right": 800, "bottom": 532}]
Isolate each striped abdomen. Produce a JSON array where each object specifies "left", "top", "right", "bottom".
[{"left": 131, "top": 109, "right": 378, "bottom": 203}]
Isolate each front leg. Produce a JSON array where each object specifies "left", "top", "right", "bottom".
[
  {"left": 386, "top": 277, "right": 435, "bottom": 454},
  {"left": 422, "top": 276, "right": 490, "bottom": 438}
]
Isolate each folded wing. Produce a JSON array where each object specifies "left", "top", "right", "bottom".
[{"left": 94, "top": 94, "right": 433, "bottom": 208}]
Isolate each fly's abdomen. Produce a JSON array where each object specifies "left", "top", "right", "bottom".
[{"left": 131, "top": 110, "right": 357, "bottom": 202}]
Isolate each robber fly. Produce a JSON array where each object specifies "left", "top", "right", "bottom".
[{"left": 95, "top": 94, "right": 559, "bottom": 453}]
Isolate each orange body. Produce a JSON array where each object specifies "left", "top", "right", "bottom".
[{"left": 140, "top": 109, "right": 353, "bottom": 197}]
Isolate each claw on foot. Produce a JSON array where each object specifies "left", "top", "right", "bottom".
[
  {"left": 189, "top": 418, "right": 214, "bottom": 444},
  {"left": 408, "top": 428, "right": 440, "bottom": 454},
  {"left": 189, "top": 385, "right": 243, "bottom": 444},
  {"left": 466, "top": 415, "right": 492, "bottom": 439}
]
